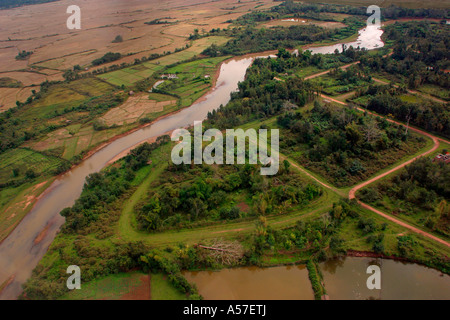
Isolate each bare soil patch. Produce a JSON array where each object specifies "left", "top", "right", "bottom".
[
  {"left": 120, "top": 274, "right": 151, "bottom": 300},
  {"left": 100, "top": 93, "right": 176, "bottom": 126}
]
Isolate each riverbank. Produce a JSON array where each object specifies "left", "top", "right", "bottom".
[
  {"left": 0, "top": 53, "right": 237, "bottom": 245},
  {"left": 0, "top": 52, "right": 259, "bottom": 300},
  {"left": 4, "top": 20, "right": 450, "bottom": 300}
]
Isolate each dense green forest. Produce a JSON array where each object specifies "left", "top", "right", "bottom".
[
  {"left": 232, "top": 1, "right": 449, "bottom": 25},
  {"left": 352, "top": 21, "right": 450, "bottom": 138},
  {"left": 208, "top": 50, "right": 426, "bottom": 187},
  {"left": 135, "top": 157, "right": 321, "bottom": 232},
  {"left": 10, "top": 1, "right": 450, "bottom": 300},
  {"left": 278, "top": 101, "right": 426, "bottom": 187},
  {"left": 202, "top": 17, "right": 365, "bottom": 56},
  {"left": 352, "top": 84, "right": 450, "bottom": 138},
  {"left": 206, "top": 48, "right": 366, "bottom": 128},
  {"left": 362, "top": 22, "right": 449, "bottom": 88},
  {"left": 92, "top": 52, "right": 122, "bottom": 66}
]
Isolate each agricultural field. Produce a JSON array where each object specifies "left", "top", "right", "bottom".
[
  {"left": 417, "top": 84, "right": 450, "bottom": 102},
  {"left": 0, "top": 176, "right": 53, "bottom": 243},
  {"left": 0, "top": 0, "right": 449, "bottom": 303},
  {"left": 0, "top": 87, "right": 36, "bottom": 112},
  {"left": 60, "top": 272, "right": 152, "bottom": 300},
  {"left": 308, "top": 72, "right": 372, "bottom": 96},
  {"left": 99, "top": 93, "right": 177, "bottom": 127},
  {"left": 357, "top": 152, "right": 450, "bottom": 240},
  {"left": 0, "top": 148, "right": 62, "bottom": 185},
  {"left": 259, "top": 18, "right": 347, "bottom": 29},
  {"left": 298, "top": 0, "right": 450, "bottom": 9},
  {"left": 0, "top": 0, "right": 272, "bottom": 110},
  {"left": 158, "top": 55, "right": 230, "bottom": 107},
  {"left": 26, "top": 123, "right": 132, "bottom": 161},
  {"left": 98, "top": 36, "right": 230, "bottom": 87},
  {"left": 29, "top": 78, "right": 115, "bottom": 118},
  {"left": 98, "top": 64, "right": 165, "bottom": 87}
]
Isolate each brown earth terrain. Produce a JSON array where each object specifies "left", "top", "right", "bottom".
[{"left": 0, "top": 0, "right": 278, "bottom": 110}]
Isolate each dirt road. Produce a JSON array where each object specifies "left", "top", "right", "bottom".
[
  {"left": 304, "top": 62, "right": 360, "bottom": 80},
  {"left": 305, "top": 57, "right": 448, "bottom": 105},
  {"left": 372, "top": 77, "right": 447, "bottom": 104},
  {"left": 317, "top": 93, "right": 450, "bottom": 248},
  {"left": 358, "top": 201, "right": 450, "bottom": 248}
]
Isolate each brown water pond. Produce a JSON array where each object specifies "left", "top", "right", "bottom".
[
  {"left": 184, "top": 265, "right": 314, "bottom": 300},
  {"left": 184, "top": 257, "right": 450, "bottom": 300},
  {"left": 320, "top": 257, "right": 450, "bottom": 300}
]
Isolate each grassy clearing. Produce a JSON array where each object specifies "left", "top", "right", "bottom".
[
  {"left": 116, "top": 144, "right": 338, "bottom": 247},
  {"left": 147, "top": 93, "right": 176, "bottom": 102},
  {"left": 0, "top": 148, "right": 62, "bottom": 184},
  {"left": 31, "top": 78, "right": 114, "bottom": 117},
  {"left": 297, "top": 0, "right": 450, "bottom": 9},
  {"left": 158, "top": 56, "right": 230, "bottom": 107},
  {"left": 337, "top": 206, "right": 450, "bottom": 261},
  {"left": 60, "top": 271, "right": 150, "bottom": 300},
  {"left": 296, "top": 66, "right": 326, "bottom": 78},
  {"left": 28, "top": 123, "right": 134, "bottom": 161},
  {"left": 0, "top": 176, "right": 54, "bottom": 243},
  {"left": 310, "top": 73, "right": 373, "bottom": 96},
  {"left": 0, "top": 77, "right": 22, "bottom": 88},
  {"left": 417, "top": 84, "right": 450, "bottom": 101},
  {"left": 151, "top": 273, "right": 187, "bottom": 300}
]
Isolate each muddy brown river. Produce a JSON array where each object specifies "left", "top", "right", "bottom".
[
  {"left": 0, "top": 56, "right": 255, "bottom": 299},
  {"left": 4, "top": 25, "right": 445, "bottom": 300}
]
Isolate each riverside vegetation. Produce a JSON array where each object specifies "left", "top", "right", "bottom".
[{"left": 0, "top": 1, "right": 448, "bottom": 300}]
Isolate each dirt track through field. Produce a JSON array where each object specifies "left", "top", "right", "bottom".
[
  {"left": 358, "top": 201, "right": 450, "bottom": 248},
  {"left": 316, "top": 92, "right": 450, "bottom": 248}
]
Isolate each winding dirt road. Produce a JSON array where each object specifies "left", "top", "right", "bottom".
[
  {"left": 304, "top": 62, "right": 360, "bottom": 80},
  {"left": 304, "top": 55, "right": 448, "bottom": 105},
  {"left": 317, "top": 92, "right": 450, "bottom": 248},
  {"left": 372, "top": 77, "right": 448, "bottom": 105}
]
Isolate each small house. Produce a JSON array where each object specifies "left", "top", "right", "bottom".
[
  {"left": 161, "top": 74, "right": 178, "bottom": 80},
  {"left": 434, "top": 153, "right": 450, "bottom": 164}
]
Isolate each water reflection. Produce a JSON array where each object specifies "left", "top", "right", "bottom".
[
  {"left": 307, "top": 25, "right": 384, "bottom": 55},
  {"left": 0, "top": 57, "right": 255, "bottom": 300},
  {"left": 184, "top": 265, "right": 314, "bottom": 300},
  {"left": 320, "top": 257, "right": 450, "bottom": 300}
]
